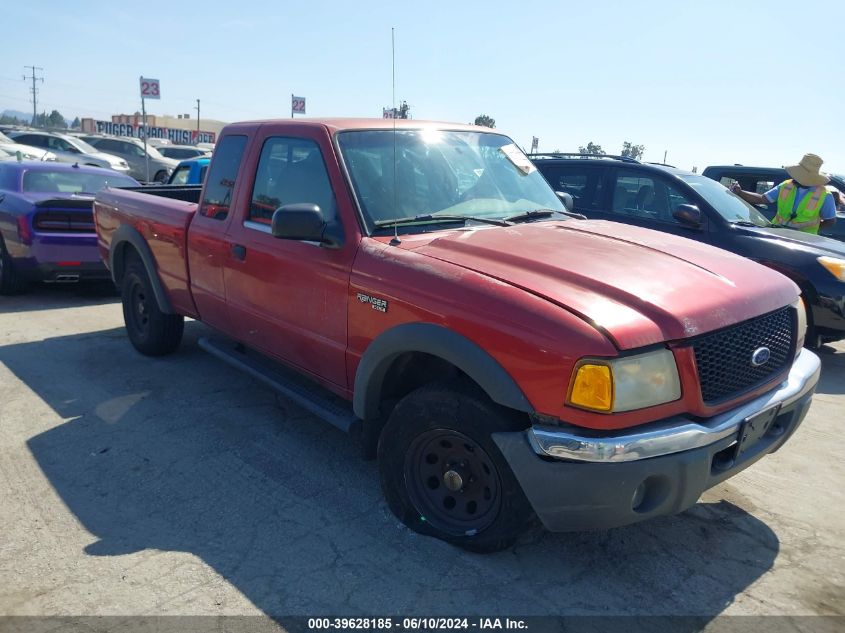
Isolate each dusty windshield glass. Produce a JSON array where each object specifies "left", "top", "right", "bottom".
[
  {"left": 678, "top": 173, "right": 771, "bottom": 226},
  {"left": 337, "top": 129, "right": 563, "bottom": 230}
]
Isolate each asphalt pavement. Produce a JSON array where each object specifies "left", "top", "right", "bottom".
[{"left": 0, "top": 284, "right": 843, "bottom": 622}]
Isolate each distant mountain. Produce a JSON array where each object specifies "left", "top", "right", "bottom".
[
  {"left": 1, "top": 108, "right": 78, "bottom": 128},
  {"left": 1, "top": 109, "right": 33, "bottom": 123}
]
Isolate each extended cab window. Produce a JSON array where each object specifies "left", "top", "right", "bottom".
[
  {"left": 199, "top": 135, "right": 247, "bottom": 220},
  {"left": 538, "top": 165, "right": 603, "bottom": 211},
  {"left": 248, "top": 137, "right": 336, "bottom": 225},
  {"left": 612, "top": 170, "right": 696, "bottom": 223}
]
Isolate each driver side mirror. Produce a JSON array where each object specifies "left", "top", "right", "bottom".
[
  {"left": 271, "top": 203, "right": 343, "bottom": 249},
  {"left": 672, "top": 204, "right": 702, "bottom": 227},
  {"left": 555, "top": 191, "right": 574, "bottom": 213}
]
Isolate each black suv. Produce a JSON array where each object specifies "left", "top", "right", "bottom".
[
  {"left": 531, "top": 153, "right": 845, "bottom": 347},
  {"left": 702, "top": 164, "right": 845, "bottom": 242}
]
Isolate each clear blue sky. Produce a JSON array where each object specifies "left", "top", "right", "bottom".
[{"left": 4, "top": 0, "right": 844, "bottom": 172}]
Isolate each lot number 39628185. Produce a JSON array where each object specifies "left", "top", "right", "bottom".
[{"left": 140, "top": 77, "right": 161, "bottom": 100}]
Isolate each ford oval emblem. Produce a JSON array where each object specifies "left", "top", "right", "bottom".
[{"left": 751, "top": 347, "right": 771, "bottom": 367}]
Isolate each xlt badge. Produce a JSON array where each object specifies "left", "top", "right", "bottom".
[{"left": 357, "top": 292, "right": 388, "bottom": 313}]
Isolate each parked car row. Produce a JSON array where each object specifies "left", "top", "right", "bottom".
[{"left": 0, "top": 127, "right": 212, "bottom": 184}]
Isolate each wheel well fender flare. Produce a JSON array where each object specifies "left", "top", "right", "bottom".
[
  {"left": 353, "top": 322, "right": 533, "bottom": 420},
  {"left": 110, "top": 224, "right": 175, "bottom": 314}
]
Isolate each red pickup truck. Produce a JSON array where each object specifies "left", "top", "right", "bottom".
[{"left": 94, "top": 119, "right": 820, "bottom": 552}]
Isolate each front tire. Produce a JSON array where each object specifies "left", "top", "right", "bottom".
[
  {"left": 121, "top": 258, "right": 184, "bottom": 356},
  {"left": 378, "top": 381, "right": 534, "bottom": 553}
]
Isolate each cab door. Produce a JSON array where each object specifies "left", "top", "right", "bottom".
[{"left": 222, "top": 128, "right": 355, "bottom": 389}]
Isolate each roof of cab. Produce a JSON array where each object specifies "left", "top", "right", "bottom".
[{"left": 221, "top": 118, "right": 491, "bottom": 135}]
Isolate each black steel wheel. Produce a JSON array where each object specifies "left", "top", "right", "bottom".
[
  {"left": 378, "top": 381, "right": 534, "bottom": 553},
  {"left": 405, "top": 429, "right": 501, "bottom": 536},
  {"left": 121, "top": 256, "right": 184, "bottom": 356}
]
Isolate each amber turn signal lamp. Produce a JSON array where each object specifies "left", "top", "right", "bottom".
[{"left": 569, "top": 363, "right": 613, "bottom": 412}]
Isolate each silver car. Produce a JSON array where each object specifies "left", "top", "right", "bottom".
[
  {"left": 0, "top": 131, "right": 57, "bottom": 161},
  {"left": 81, "top": 135, "right": 179, "bottom": 183},
  {"left": 8, "top": 131, "right": 130, "bottom": 173}
]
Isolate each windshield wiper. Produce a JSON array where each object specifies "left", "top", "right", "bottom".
[
  {"left": 506, "top": 208, "right": 586, "bottom": 223},
  {"left": 731, "top": 220, "right": 769, "bottom": 228},
  {"left": 374, "top": 214, "right": 511, "bottom": 229}
]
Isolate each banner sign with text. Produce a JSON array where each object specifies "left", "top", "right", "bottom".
[
  {"left": 291, "top": 96, "right": 306, "bottom": 114},
  {"left": 91, "top": 120, "right": 216, "bottom": 144}
]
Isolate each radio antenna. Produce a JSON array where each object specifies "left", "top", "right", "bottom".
[{"left": 390, "top": 26, "right": 401, "bottom": 246}]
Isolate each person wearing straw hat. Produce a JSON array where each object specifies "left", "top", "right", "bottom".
[{"left": 731, "top": 153, "right": 836, "bottom": 234}]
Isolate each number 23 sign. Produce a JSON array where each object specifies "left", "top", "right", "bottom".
[{"left": 140, "top": 77, "right": 161, "bottom": 100}]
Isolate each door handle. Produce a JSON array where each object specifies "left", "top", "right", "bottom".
[{"left": 230, "top": 244, "right": 247, "bottom": 261}]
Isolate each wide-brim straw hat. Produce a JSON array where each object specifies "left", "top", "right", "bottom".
[{"left": 786, "top": 153, "right": 830, "bottom": 186}]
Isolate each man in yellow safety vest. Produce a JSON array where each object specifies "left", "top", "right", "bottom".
[{"left": 731, "top": 153, "right": 836, "bottom": 235}]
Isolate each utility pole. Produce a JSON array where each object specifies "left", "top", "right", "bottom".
[
  {"left": 23, "top": 66, "right": 44, "bottom": 127},
  {"left": 194, "top": 99, "right": 200, "bottom": 141}
]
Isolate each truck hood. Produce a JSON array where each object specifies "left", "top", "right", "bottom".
[{"left": 405, "top": 220, "right": 798, "bottom": 350}]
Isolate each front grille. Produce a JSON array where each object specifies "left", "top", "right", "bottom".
[
  {"left": 33, "top": 211, "right": 95, "bottom": 233},
  {"left": 693, "top": 307, "right": 794, "bottom": 404}
]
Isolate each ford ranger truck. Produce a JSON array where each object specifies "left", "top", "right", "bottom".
[{"left": 93, "top": 119, "right": 821, "bottom": 553}]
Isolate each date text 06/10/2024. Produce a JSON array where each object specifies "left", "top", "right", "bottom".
[{"left": 307, "top": 618, "right": 528, "bottom": 630}]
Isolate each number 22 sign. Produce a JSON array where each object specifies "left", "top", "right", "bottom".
[{"left": 140, "top": 77, "right": 161, "bottom": 100}]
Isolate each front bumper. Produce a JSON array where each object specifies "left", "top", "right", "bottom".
[{"left": 493, "top": 349, "right": 820, "bottom": 532}]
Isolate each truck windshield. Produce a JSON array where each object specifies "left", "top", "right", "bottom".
[
  {"left": 337, "top": 129, "right": 563, "bottom": 230},
  {"left": 23, "top": 169, "right": 138, "bottom": 194},
  {"left": 677, "top": 173, "right": 771, "bottom": 227}
]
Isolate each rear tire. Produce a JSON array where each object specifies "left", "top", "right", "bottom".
[
  {"left": 121, "top": 258, "right": 184, "bottom": 356},
  {"left": 377, "top": 381, "right": 534, "bottom": 553},
  {"left": 153, "top": 170, "right": 168, "bottom": 183},
  {"left": 0, "top": 237, "right": 27, "bottom": 295}
]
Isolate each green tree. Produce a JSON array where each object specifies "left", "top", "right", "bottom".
[
  {"left": 578, "top": 142, "right": 605, "bottom": 155},
  {"left": 473, "top": 114, "right": 495, "bottom": 128},
  {"left": 70, "top": 116, "right": 81, "bottom": 129},
  {"left": 621, "top": 141, "right": 645, "bottom": 161},
  {"left": 47, "top": 110, "right": 67, "bottom": 128}
]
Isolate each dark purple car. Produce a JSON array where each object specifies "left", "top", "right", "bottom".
[{"left": 0, "top": 161, "right": 138, "bottom": 294}]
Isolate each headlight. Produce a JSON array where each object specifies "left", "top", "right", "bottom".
[
  {"left": 567, "top": 349, "right": 681, "bottom": 413},
  {"left": 818, "top": 256, "right": 845, "bottom": 281},
  {"left": 793, "top": 298, "right": 807, "bottom": 352}
]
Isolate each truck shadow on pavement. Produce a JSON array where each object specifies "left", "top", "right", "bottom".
[{"left": 5, "top": 323, "right": 780, "bottom": 620}]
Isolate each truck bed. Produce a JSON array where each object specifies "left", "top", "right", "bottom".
[{"left": 94, "top": 186, "right": 200, "bottom": 315}]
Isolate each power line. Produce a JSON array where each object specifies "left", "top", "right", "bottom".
[{"left": 22, "top": 65, "right": 44, "bottom": 126}]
